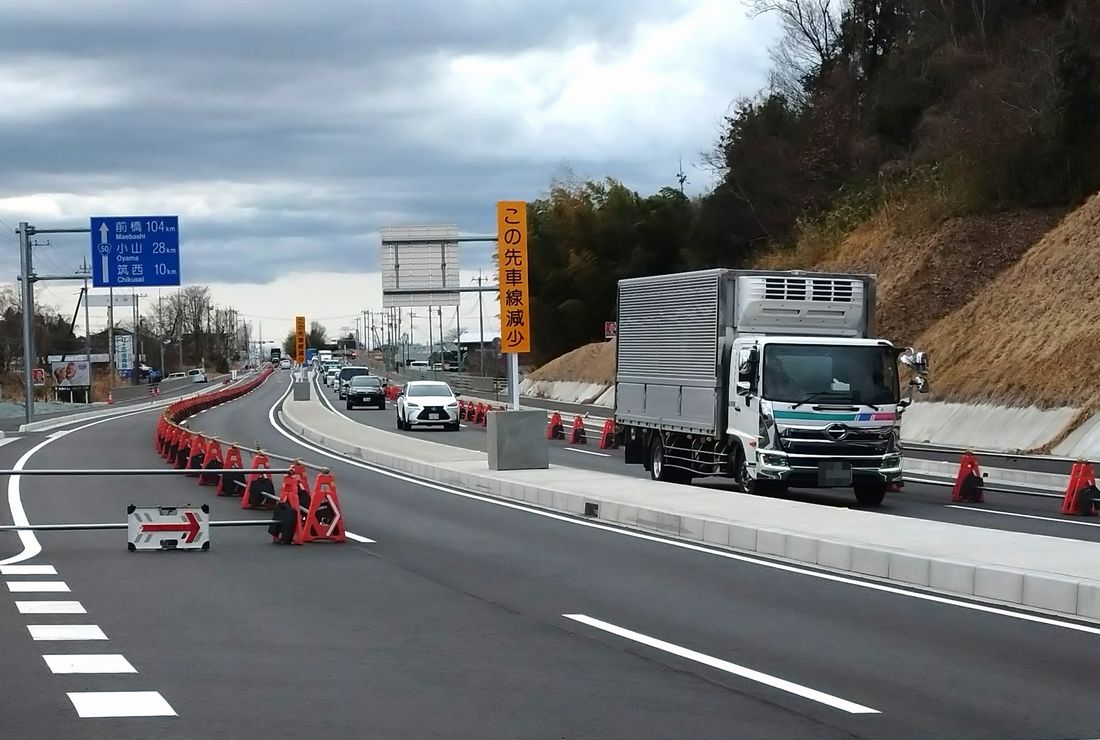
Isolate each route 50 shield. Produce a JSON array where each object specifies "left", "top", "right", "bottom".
[{"left": 127, "top": 504, "right": 210, "bottom": 551}]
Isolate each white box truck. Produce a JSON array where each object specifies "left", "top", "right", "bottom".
[{"left": 615, "top": 269, "right": 928, "bottom": 507}]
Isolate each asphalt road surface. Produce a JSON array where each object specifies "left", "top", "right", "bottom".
[
  {"left": 1, "top": 372, "right": 1100, "bottom": 738},
  {"left": 311, "top": 371, "right": 1100, "bottom": 545}
]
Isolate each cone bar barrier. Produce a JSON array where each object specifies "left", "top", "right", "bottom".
[
  {"left": 569, "top": 415, "right": 587, "bottom": 444},
  {"left": 1061, "top": 461, "right": 1099, "bottom": 516},
  {"left": 0, "top": 468, "right": 290, "bottom": 476},
  {"left": 0, "top": 520, "right": 276, "bottom": 532},
  {"left": 950, "top": 451, "right": 984, "bottom": 503}
]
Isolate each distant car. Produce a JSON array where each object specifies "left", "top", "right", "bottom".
[
  {"left": 187, "top": 368, "right": 208, "bottom": 383},
  {"left": 345, "top": 375, "right": 385, "bottom": 410},
  {"left": 279, "top": 358, "right": 291, "bottom": 370},
  {"left": 408, "top": 360, "right": 429, "bottom": 371},
  {"left": 324, "top": 367, "right": 339, "bottom": 386},
  {"left": 167, "top": 371, "right": 187, "bottom": 380},
  {"left": 337, "top": 366, "right": 370, "bottom": 399},
  {"left": 396, "top": 380, "right": 460, "bottom": 431}
]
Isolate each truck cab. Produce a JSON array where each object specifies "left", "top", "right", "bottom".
[{"left": 731, "top": 336, "right": 906, "bottom": 505}]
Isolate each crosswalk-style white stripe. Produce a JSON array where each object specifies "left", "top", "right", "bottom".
[
  {"left": 17, "top": 601, "right": 86, "bottom": 614},
  {"left": 7, "top": 581, "right": 70, "bottom": 593},
  {"left": 27, "top": 625, "right": 107, "bottom": 641},
  {"left": 43, "top": 655, "right": 136, "bottom": 674},
  {"left": 67, "top": 691, "right": 176, "bottom": 718}
]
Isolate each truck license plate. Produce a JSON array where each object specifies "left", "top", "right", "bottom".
[{"left": 818, "top": 461, "right": 852, "bottom": 487}]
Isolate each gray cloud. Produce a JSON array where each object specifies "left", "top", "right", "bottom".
[{"left": 0, "top": 0, "right": 774, "bottom": 287}]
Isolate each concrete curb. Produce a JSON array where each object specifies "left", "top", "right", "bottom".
[{"left": 277, "top": 401, "right": 1100, "bottom": 621}]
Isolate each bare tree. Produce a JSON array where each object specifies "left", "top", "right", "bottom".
[{"left": 746, "top": 0, "right": 842, "bottom": 102}]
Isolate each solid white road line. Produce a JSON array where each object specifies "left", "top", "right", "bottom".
[
  {"left": 270, "top": 370, "right": 1100, "bottom": 636},
  {"left": 564, "top": 614, "right": 879, "bottom": 714},
  {"left": 345, "top": 532, "right": 376, "bottom": 543},
  {"left": 0, "top": 564, "right": 56, "bottom": 575},
  {"left": 67, "top": 691, "right": 176, "bottom": 718},
  {"left": 0, "top": 438, "right": 20, "bottom": 448},
  {"left": 0, "top": 406, "right": 162, "bottom": 566},
  {"left": 17, "top": 601, "right": 86, "bottom": 614},
  {"left": 564, "top": 447, "right": 611, "bottom": 458},
  {"left": 7, "top": 580, "right": 69, "bottom": 592},
  {"left": 28, "top": 625, "right": 107, "bottom": 641},
  {"left": 43, "top": 654, "right": 136, "bottom": 674},
  {"left": 945, "top": 505, "right": 1100, "bottom": 527}
]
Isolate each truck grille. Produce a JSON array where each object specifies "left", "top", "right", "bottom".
[{"left": 779, "top": 427, "right": 892, "bottom": 457}]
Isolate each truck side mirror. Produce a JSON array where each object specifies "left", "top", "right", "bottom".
[{"left": 736, "top": 347, "right": 758, "bottom": 395}]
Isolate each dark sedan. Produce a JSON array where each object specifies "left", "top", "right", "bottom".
[{"left": 345, "top": 375, "right": 385, "bottom": 410}]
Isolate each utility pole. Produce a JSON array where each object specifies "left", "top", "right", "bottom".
[
  {"left": 437, "top": 305, "right": 444, "bottom": 372},
  {"left": 17, "top": 223, "right": 35, "bottom": 420},
  {"left": 427, "top": 305, "right": 434, "bottom": 376},
  {"left": 476, "top": 271, "right": 486, "bottom": 377},
  {"left": 81, "top": 257, "right": 91, "bottom": 402}
]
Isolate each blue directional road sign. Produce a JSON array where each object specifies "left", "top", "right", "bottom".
[{"left": 90, "top": 216, "right": 181, "bottom": 288}]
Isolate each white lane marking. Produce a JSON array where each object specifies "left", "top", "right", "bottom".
[
  {"left": 0, "top": 564, "right": 55, "bottom": 575},
  {"left": 28, "top": 624, "right": 107, "bottom": 641},
  {"left": 564, "top": 447, "right": 611, "bottom": 458},
  {"left": 0, "top": 406, "right": 161, "bottom": 566},
  {"left": 945, "top": 505, "right": 1100, "bottom": 527},
  {"left": 345, "top": 532, "right": 376, "bottom": 544},
  {"left": 266, "top": 388, "right": 1100, "bottom": 636},
  {"left": 43, "top": 654, "right": 136, "bottom": 674},
  {"left": 564, "top": 613, "right": 879, "bottom": 714},
  {"left": 0, "top": 438, "right": 20, "bottom": 448},
  {"left": 7, "top": 580, "right": 69, "bottom": 592},
  {"left": 17, "top": 600, "right": 86, "bottom": 614},
  {"left": 67, "top": 691, "right": 176, "bottom": 718}
]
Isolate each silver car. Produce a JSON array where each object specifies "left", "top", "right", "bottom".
[{"left": 396, "top": 381, "right": 460, "bottom": 431}]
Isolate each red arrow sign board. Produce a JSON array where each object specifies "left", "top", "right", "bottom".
[{"left": 127, "top": 506, "right": 209, "bottom": 551}]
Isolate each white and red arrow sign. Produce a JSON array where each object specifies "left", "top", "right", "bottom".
[{"left": 127, "top": 506, "right": 209, "bottom": 551}]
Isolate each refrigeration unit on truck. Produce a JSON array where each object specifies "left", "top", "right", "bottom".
[{"left": 615, "top": 269, "right": 929, "bottom": 507}]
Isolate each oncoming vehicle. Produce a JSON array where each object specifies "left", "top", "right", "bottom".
[
  {"left": 187, "top": 368, "right": 208, "bottom": 383},
  {"left": 166, "top": 371, "right": 187, "bottom": 381},
  {"left": 345, "top": 375, "right": 385, "bottom": 410},
  {"left": 396, "top": 381, "right": 460, "bottom": 431},
  {"left": 337, "top": 366, "right": 370, "bottom": 399},
  {"left": 324, "top": 366, "right": 340, "bottom": 387},
  {"left": 279, "top": 358, "right": 291, "bottom": 370}
]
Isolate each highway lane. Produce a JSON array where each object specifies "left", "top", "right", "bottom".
[
  {"left": 3, "top": 376, "right": 1100, "bottom": 736},
  {"left": 312, "top": 371, "right": 1100, "bottom": 544},
  {"left": 181, "top": 373, "right": 1100, "bottom": 737}
]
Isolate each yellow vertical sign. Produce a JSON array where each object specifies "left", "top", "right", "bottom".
[
  {"left": 294, "top": 315, "right": 306, "bottom": 364},
  {"left": 496, "top": 201, "right": 531, "bottom": 354}
]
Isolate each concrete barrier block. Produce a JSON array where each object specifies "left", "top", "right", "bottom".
[
  {"left": 728, "top": 524, "right": 757, "bottom": 551},
  {"left": 785, "top": 534, "right": 819, "bottom": 564},
  {"left": 680, "top": 516, "right": 706, "bottom": 541},
  {"left": 487, "top": 410, "right": 549, "bottom": 470},
  {"left": 889, "top": 553, "right": 931, "bottom": 586},
  {"left": 1076, "top": 582, "right": 1100, "bottom": 620},
  {"left": 702, "top": 520, "right": 730, "bottom": 547},
  {"left": 523, "top": 486, "right": 541, "bottom": 504},
  {"left": 929, "top": 560, "right": 975, "bottom": 595},
  {"left": 975, "top": 568, "right": 1024, "bottom": 603},
  {"left": 817, "top": 540, "right": 852, "bottom": 571},
  {"left": 756, "top": 529, "right": 787, "bottom": 557},
  {"left": 851, "top": 547, "right": 890, "bottom": 577},
  {"left": 618, "top": 506, "right": 638, "bottom": 526},
  {"left": 1023, "top": 573, "right": 1079, "bottom": 614},
  {"left": 637, "top": 510, "right": 680, "bottom": 535},
  {"left": 537, "top": 488, "right": 554, "bottom": 508}
]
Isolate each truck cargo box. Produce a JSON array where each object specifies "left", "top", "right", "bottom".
[{"left": 615, "top": 269, "right": 876, "bottom": 438}]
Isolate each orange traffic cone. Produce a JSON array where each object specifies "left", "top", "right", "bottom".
[{"left": 107, "top": 391, "right": 114, "bottom": 405}]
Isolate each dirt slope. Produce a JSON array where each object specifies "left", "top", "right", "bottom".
[
  {"left": 528, "top": 340, "right": 615, "bottom": 384},
  {"left": 814, "top": 209, "right": 1063, "bottom": 345},
  {"left": 916, "top": 193, "right": 1100, "bottom": 406}
]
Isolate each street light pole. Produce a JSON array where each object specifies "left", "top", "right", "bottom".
[{"left": 17, "top": 223, "right": 35, "bottom": 424}]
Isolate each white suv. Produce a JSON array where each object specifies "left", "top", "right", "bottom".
[{"left": 396, "top": 381, "right": 460, "bottom": 431}]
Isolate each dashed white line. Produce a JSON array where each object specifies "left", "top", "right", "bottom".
[
  {"left": 0, "top": 564, "right": 56, "bottom": 575},
  {"left": 28, "top": 625, "right": 107, "bottom": 641},
  {"left": 17, "top": 601, "right": 86, "bottom": 614},
  {"left": 564, "top": 613, "right": 879, "bottom": 714},
  {"left": 67, "top": 691, "right": 176, "bottom": 718},
  {"left": 345, "top": 532, "right": 376, "bottom": 544},
  {"left": 7, "top": 580, "right": 70, "bottom": 593},
  {"left": 945, "top": 505, "right": 1100, "bottom": 527},
  {"left": 564, "top": 447, "right": 611, "bottom": 458},
  {"left": 43, "top": 654, "right": 136, "bottom": 674}
]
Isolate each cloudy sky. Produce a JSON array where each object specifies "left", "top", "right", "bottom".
[{"left": 0, "top": 0, "right": 777, "bottom": 346}]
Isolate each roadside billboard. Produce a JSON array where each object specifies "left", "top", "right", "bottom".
[{"left": 51, "top": 360, "right": 91, "bottom": 387}]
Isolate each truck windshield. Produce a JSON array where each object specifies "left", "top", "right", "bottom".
[{"left": 762, "top": 344, "right": 899, "bottom": 406}]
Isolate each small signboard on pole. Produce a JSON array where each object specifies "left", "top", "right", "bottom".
[
  {"left": 295, "top": 315, "right": 307, "bottom": 364},
  {"left": 497, "top": 202, "right": 530, "bottom": 410}
]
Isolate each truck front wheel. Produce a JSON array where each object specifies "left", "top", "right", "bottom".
[{"left": 854, "top": 483, "right": 887, "bottom": 507}]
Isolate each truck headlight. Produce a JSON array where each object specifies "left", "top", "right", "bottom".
[{"left": 760, "top": 453, "right": 789, "bottom": 468}]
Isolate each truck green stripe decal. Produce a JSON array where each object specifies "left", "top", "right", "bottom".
[{"left": 773, "top": 411, "right": 858, "bottom": 421}]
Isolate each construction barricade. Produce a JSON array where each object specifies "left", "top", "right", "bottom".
[
  {"left": 1061, "top": 461, "right": 1098, "bottom": 516},
  {"left": 951, "top": 451, "right": 984, "bottom": 503}
]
